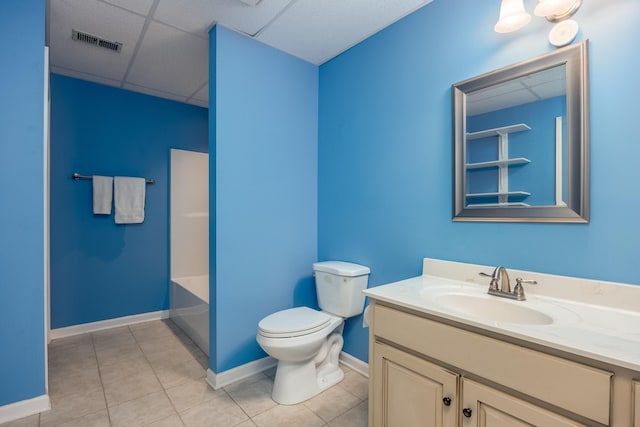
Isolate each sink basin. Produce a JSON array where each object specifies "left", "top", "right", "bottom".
[{"left": 434, "top": 293, "right": 554, "bottom": 325}]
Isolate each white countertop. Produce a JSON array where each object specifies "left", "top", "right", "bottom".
[{"left": 364, "top": 272, "right": 640, "bottom": 372}]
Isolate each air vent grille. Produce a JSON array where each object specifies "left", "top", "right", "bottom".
[{"left": 72, "top": 29, "right": 122, "bottom": 53}]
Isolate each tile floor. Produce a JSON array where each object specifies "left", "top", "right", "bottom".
[{"left": 2, "top": 319, "right": 368, "bottom": 427}]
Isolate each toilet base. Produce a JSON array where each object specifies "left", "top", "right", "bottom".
[{"left": 271, "top": 332, "right": 344, "bottom": 405}]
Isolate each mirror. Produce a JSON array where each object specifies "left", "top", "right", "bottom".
[{"left": 452, "top": 41, "right": 589, "bottom": 222}]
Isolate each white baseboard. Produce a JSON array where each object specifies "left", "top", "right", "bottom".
[
  {"left": 205, "top": 352, "right": 368, "bottom": 392},
  {"left": 49, "top": 310, "right": 170, "bottom": 340},
  {"left": 339, "top": 351, "right": 369, "bottom": 377},
  {"left": 0, "top": 394, "right": 50, "bottom": 424},
  {"left": 206, "top": 356, "right": 277, "bottom": 390}
]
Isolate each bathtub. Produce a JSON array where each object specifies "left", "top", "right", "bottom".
[{"left": 170, "top": 275, "right": 209, "bottom": 356}]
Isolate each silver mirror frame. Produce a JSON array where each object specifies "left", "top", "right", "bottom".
[{"left": 453, "top": 40, "right": 589, "bottom": 223}]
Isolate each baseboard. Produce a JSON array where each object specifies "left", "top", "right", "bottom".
[
  {"left": 339, "top": 351, "right": 369, "bottom": 377},
  {"left": 49, "top": 310, "right": 170, "bottom": 340},
  {"left": 0, "top": 394, "right": 50, "bottom": 424},
  {"left": 206, "top": 356, "right": 277, "bottom": 390}
]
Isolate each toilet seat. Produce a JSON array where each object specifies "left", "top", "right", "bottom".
[{"left": 258, "top": 307, "right": 338, "bottom": 338}]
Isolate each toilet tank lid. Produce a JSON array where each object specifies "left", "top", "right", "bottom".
[{"left": 313, "top": 261, "right": 370, "bottom": 277}]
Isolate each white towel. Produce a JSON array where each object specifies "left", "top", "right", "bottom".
[
  {"left": 114, "top": 176, "right": 146, "bottom": 224},
  {"left": 92, "top": 176, "right": 113, "bottom": 215}
]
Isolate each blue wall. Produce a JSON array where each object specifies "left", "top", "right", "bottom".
[
  {"left": 318, "top": 1, "right": 640, "bottom": 362},
  {"left": 210, "top": 26, "right": 318, "bottom": 372},
  {"left": 50, "top": 75, "right": 208, "bottom": 328},
  {"left": 0, "top": 0, "right": 46, "bottom": 406}
]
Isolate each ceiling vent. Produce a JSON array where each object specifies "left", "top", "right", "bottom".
[{"left": 72, "top": 29, "right": 122, "bottom": 53}]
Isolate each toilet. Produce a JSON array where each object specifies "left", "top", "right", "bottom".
[{"left": 256, "top": 261, "right": 370, "bottom": 405}]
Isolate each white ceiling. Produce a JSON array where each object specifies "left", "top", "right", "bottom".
[
  {"left": 47, "top": 0, "right": 433, "bottom": 108},
  {"left": 467, "top": 65, "right": 567, "bottom": 116}
]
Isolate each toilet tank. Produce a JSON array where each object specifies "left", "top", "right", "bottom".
[{"left": 313, "top": 261, "right": 370, "bottom": 318}]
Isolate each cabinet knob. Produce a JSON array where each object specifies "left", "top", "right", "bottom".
[
  {"left": 462, "top": 408, "right": 473, "bottom": 418},
  {"left": 442, "top": 397, "right": 452, "bottom": 406}
]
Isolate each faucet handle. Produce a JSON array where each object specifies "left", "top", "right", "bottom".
[
  {"left": 514, "top": 277, "right": 538, "bottom": 300},
  {"left": 479, "top": 271, "right": 499, "bottom": 291}
]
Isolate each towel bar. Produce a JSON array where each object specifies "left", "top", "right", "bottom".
[{"left": 72, "top": 173, "right": 155, "bottom": 185}]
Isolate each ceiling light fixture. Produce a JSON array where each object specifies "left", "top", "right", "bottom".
[
  {"left": 494, "top": 0, "right": 531, "bottom": 33},
  {"left": 495, "top": 0, "right": 582, "bottom": 47}
]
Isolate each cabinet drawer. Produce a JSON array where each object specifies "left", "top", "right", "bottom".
[{"left": 373, "top": 303, "right": 612, "bottom": 425}]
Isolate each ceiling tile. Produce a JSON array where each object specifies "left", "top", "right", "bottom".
[
  {"left": 256, "top": 0, "right": 432, "bottom": 64},
  {"left": 103, "top": 0, "right": 155, "bottom": 16},
  {"left": 50, "top": 65, "right": 122, "bottom": 88},
  {"left": 48, "top": 0, "right": 146, "bottom": 81},
  {"left": 189, "top": 99, "right": 209, "bottom": 108},
  {"left": 122, "top": 82, "right": 189, "bottom": 103},
  {"left": 190, "top": 82, "right": 209, "bottom": 103},
  {"left": 125, "top": 21, "right": 209, "bottom": 97},
  {"left": 154, "top": 0, "right": 292, "bottom": 36}
]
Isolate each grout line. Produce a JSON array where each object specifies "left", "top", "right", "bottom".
[
  {"left": 90, "top": 332, "right": 113, "bottom": 426},
  {"left": 119, "top": 0, "right": 161, "bottom": 88},
  {"left": 128, "top": 323, "right": 188, "bottom": 426}
]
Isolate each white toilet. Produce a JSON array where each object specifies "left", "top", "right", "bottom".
[{"left": 256, "top": 261, "right": 370, "bottom": 405}]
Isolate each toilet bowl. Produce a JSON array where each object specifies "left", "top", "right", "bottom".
[{"left": 256, "top": 261, "right": 370, "bottom": 405}]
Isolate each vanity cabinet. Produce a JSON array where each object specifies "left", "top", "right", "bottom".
[
  {"left": 634, "top": 381, "right": 640, "bottom": 427},
  {"left": 461, "top": 378, "right": 584, "bottom": 426},
  {"left": 368, "top": 301, "right": 631, "bottom": 427},
  {"left": 372, "top": 341, "right": 458, "bottom": 426}
]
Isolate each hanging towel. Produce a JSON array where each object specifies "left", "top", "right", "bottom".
[
  {"left": 114, "top": 176, "right": 146, "bottom": 224},
  {"left": 92, "top": 175, "right": 113, "bottom": 215}
]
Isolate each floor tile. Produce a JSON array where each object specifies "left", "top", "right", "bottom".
[
  {"left": 165, "top": 377, "right": 217, "bottom": 412},
  {"left": 328, "top": 399, "right": 368, "bottom": 427},
  {"left": 224, "top": 374, "right": 276, "bottom": 417},
  {"left": 149, "top": 354, "right": 206, "bottom": 389},
  {"left": 41, "top": 319, "right": 368, "bottom": 427},
  {"left": 98, "top": 355, "right": 153, "bottom": 385},
  {"left": 251, "top": 404, "right": 325, "bottom": 427},
  {"left": 103, "top": 367, "right": 163, "bottom": 407},
  {"left": 95, "top": 339, "right": 144, "bottom": 367},
  {"left": 304, "top": 383, "right": 362, "bottom": 422},
  {"left": 54, "top": 409, "right": 111, "bottom": 427},
  {"left": 147, "top": 413, "right": 185, "bottom": 427},
  {"left": 40, "top": 388, "right": 107, "bottom": 426},
  {"left": 48, "top": 363, "right": 103, "bottom": 398},
  {"left": 0, "top": 414, "right": 39, "bottom": 427},
  {"left": 179, "top": 389, "right": 248, "bottom": 427},
  {"left": 108, "top": 391, "right": 176, "bottom": 427},
  {"left": 338, "top": 370, "right": 369, "bottom": 401}
]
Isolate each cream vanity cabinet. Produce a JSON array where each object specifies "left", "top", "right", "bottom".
[{"left": 368, "top": 301, "right": 639, "bottom": 427}]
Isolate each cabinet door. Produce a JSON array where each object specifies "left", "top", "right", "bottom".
[
  {"left": 460, "top": 378, "right": 586, "bottom": 427},
  {"left": 633, "top": 380, "right": 640, "bottom": 427},
  {"left": 372, "top": 341, "right": 458, "bottom": 427}
]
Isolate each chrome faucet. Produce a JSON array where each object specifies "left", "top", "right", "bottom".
[{"left": 480, "top": 267, "right": 537, "bottom": 301}]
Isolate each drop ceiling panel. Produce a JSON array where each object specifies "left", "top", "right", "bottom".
[
  {"left": 191, "top": 83, "right": 209, "bottom": 103},
  {"left": 256, "top": 0, "right": 432, "bottom": 65},
  {"left": 48, "top": 0, "right": 145, "bottom": 81},
  {"left": 103, "top": 0, "right": 155, "bottom": 16},
  {"left": 122, "top": 82, "right": 189, "bottom": 103},
  {"left": 154, "top": 0, "right": 292, "bottom": 37},
  {"left": 126, "top": 21, "right": 209, "bottom": 98},
  {"left": 50, "top": 65, "right": 122, "bottom": 88}
]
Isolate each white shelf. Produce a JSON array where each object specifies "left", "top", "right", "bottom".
[
  {"left": 466, "top": 191, "right": 531, "bottom": 198},
  {"left": 467, "top": 123, "right": 531, "bottom": 140},
  {"left": 467, "top": 202, "right": 531, "bottom": 207},
  {"left": 466, "top": 157, "right": 531, "bottom": 169}
]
